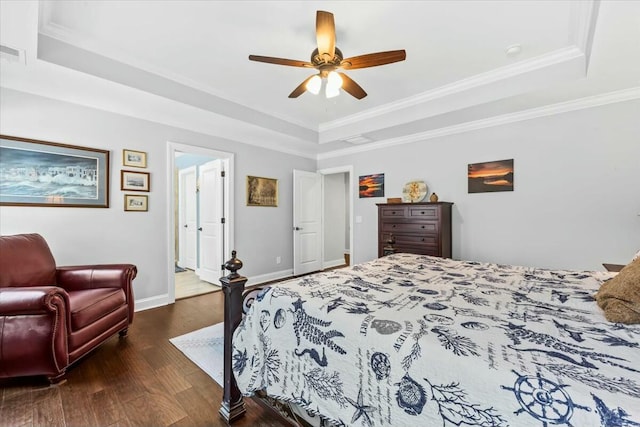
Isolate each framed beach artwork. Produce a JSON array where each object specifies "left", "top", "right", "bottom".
[
  {"left": 468, "top": 159, "right": 514, "bottom": 193},
  {"left": 0, "top": 134, "right": 110, "bottom": 207},
  {"left": 121, "top": 170, "right": 150, "bottom": 192},
  {"left": 359, "top": 173, "right": 385, "bottom": 198}
]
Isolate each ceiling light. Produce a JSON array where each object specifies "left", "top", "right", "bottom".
[
  {"left": 327, "top": 71, "right": 343, "bottom": 89},
  {"left": 306, "top": 75, "right": 322, "bottom": 94},
  {"left": 325, "top": 71, "right": 343, "bottom": 98},
  {"left": 326, "top": 85, "right": 340, "bottom": 98}
]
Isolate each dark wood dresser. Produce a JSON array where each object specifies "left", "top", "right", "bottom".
[{"left": 377, "top": 202, "right": 453, "bottom": 258}]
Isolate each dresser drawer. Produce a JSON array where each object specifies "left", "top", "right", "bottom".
[
  {"left": 379, "top": 206, "right": 407, "bottom": 219},
  {"left": 392, "top": 234, "right": 438, "bottom": 246},
  {"left": 381, "top": 222, "right": 439, "bottom": 233},
  {"left": 408, "top": 206, "right": 439, "bottom": 219},
  {"left": 392, "top": 245, "right": 441, "bottom": 257}
]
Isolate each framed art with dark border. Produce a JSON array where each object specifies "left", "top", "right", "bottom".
[
  {"left": 247, "top": 175, "right": 278, "bottom": 207},
  {"left": 0, "top": 134, "right": 110, "bottom": 207},
  {"left": 468, "top": 159, "right": 514, "bottom": 193},
  {"left": 122, "top": 149, "right": 147, "bottom": 168},
  {"left": 121, "top": 170, "right": 150, "bottom": 192},
  {"left": 124, "top": 194, "right": 148, "bottom": 211}
]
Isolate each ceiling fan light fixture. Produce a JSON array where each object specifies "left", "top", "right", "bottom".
[
  {"left": 327, "top": 71, "right": 343, "bottom": 89},
  {"left": 248, "top": 11, "right": 405, "bottom": 100},
  {"left": 306, "top": 75, "right": 322, "bottom": 94},
  {"left": 326, "top": 84, "right": 340, "bottom": 98}
]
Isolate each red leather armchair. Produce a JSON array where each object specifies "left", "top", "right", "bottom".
[{"left": 0, "top": 233, "right": 136, "bottom": 383}]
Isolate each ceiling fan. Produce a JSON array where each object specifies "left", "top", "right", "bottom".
[{"left": 248, "top": 10, "right": 406, "bottom": 100}]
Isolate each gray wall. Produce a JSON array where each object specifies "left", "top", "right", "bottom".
[
  {"left": 319, "top": 99, "right": 640, "bottom": 270},
  {"left": 0, "top": 88, "right": 315, "bottom": 310},
  {"left": 2, "top": 88, "right": 638, "bottom": 310}
]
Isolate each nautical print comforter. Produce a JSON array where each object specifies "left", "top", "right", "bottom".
[{"left": 232, "top": 253, "right": 640, "bottom": 427}]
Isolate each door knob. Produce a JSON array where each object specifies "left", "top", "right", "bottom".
[
  {"left": 294, "top": 227, "right": 303, "bottom": 231},
  {"left": 198, "top": 227, "right": 203, "bottom": 231},
  {"left": 183, "top": 224, "right": 188, "bottom": 228}
]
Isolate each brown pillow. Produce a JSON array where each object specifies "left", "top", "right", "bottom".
[{"left": 595, "top": 257, "right": 640, "bottom": 324}]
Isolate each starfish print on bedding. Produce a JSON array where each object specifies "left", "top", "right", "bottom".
[{"left": 346, "top": 387, "right": 375, "bottom": 427}]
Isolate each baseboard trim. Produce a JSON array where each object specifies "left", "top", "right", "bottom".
[
  {"left": 323, "top": 258, "right": 345, "bottom": 270},
  {"left": 135, "top": 294, "right": 171, "bottom": 312},
  {"left": 248, "top": 269, "right": 294, "bottom": 287}
]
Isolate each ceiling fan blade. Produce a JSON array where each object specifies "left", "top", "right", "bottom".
[
  {"left": 340, "top": 50, "right": 406, "bottom": 70},
  {"left": 316, "top": 10, "right": 336, "bottom": 60},
  {"left": 249, "top": 55, "right": 313, "bottom": 68},
  {"left": 338, "top": 72, "right": 367, "bottom": 99},
  {"left": 288, "top": 75, "right": 315, "bottom": 98}
]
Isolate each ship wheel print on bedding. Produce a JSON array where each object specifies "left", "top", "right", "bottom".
[{"left": 502, "top": 370, "right": 590, "bottom": 426}]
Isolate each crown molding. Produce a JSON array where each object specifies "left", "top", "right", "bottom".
[
  {"left": 318, "top": 47, "right": 584, "bottom": 136},
  {"left": 37, "top": 13, "right": 319, "bottom": 134},
  {"left": 318, "top": 1, "right": 599, "bottom": 137},
  {"left": 569, "top": 0, "right": 600, "bottom": 69},
  {"left": 317, "top": 87, "right": 640, "bottom": 160}
]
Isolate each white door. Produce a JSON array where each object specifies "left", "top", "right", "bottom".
[
  {"left": 178, "top": 166, "right": 197, "bottom": 270},
  {"left": 293, "top": 169, "right": 322, "bottom": 275},
  {"left": 198, "top": 160, "right": 224, "bottom": 283}
]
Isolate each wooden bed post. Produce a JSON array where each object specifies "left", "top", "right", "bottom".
[{"left": 219, "top": 250, "right": 247, "bottom": 423}]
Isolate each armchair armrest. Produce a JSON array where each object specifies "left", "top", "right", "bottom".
[
  {"left": 56, "top": 264, "right": 137, "bottom": 291},
  {"left": 0, "top": 286, "right": 69, "bottom": 379},
  {"left": 0, "top": 286, "right": 69, "bottom": 316}
]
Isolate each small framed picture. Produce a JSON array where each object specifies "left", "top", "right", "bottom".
[
  {"left": 121, "top": 170, "right": 150, "bottom": 192},
  {"left": 246, "top": 175, "right": 278, "bottom": 207},
  {"left": 122, "top": 149, "right": 147, "bottom": 168},
  {"left": 124, "top": 194, "right": 148, "bottom": 211}
]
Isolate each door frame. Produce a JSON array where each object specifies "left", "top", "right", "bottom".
[
  {"left": 319, "top": 165, "right": 354, "bottom": 268},
  {"left": 166, "top": 141, "right": 234, "bottom": 303}
]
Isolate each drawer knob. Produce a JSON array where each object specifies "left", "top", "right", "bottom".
[
  {"left": 421, "top": 225, "right": 425, "bottom": 228},
  {"left": 392, "top": 211, "right": 396, "bottom": 214},
  {"left": 392, "top": 225, "right": 396, "bottom": 228},
  {"left": 421, "top": 211, "right": 425, "bottom": 214}
]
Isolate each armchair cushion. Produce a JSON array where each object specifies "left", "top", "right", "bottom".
[
  {"left": 68, "top": 288, "right": 125, "bottom": 330},
  {"left": 0, "top": 233, "right": 56, "bottom": 287}
]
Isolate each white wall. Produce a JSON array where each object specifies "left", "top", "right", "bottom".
[
  {"left": 0, "top": 88, "right": 315, "bottom": 309},
  {"left": 319, "top": 100, "right": 640, "bottom": 270}
]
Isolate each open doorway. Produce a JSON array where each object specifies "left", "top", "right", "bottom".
[
  {"left": 322, "top": 171, "right": 351, "bottom": 269},
  {"left": 292, "top": 165, "right": 353, "bottom": 276},
  {"left": 167, "top": 142, "right": 234, "bottom": 302}
]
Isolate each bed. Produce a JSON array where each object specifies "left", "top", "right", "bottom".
[{"left": 222, "top": 253, "right": 640, "bottom": 427}]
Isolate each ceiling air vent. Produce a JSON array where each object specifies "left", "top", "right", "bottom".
[
  {"left": 344, "top": 135, "right": 373, "bottom": 145},
  {"left": 0, "top": 44, "right": 26, "bottom": 64}
]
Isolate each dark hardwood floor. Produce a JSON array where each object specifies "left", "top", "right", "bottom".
[{"left": 0, "top": 290, "right": 292, "bottom": 427}]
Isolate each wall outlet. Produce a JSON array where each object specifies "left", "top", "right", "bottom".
[{"left": 276, "top": 256, "right": 281, "bottom": 264}]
